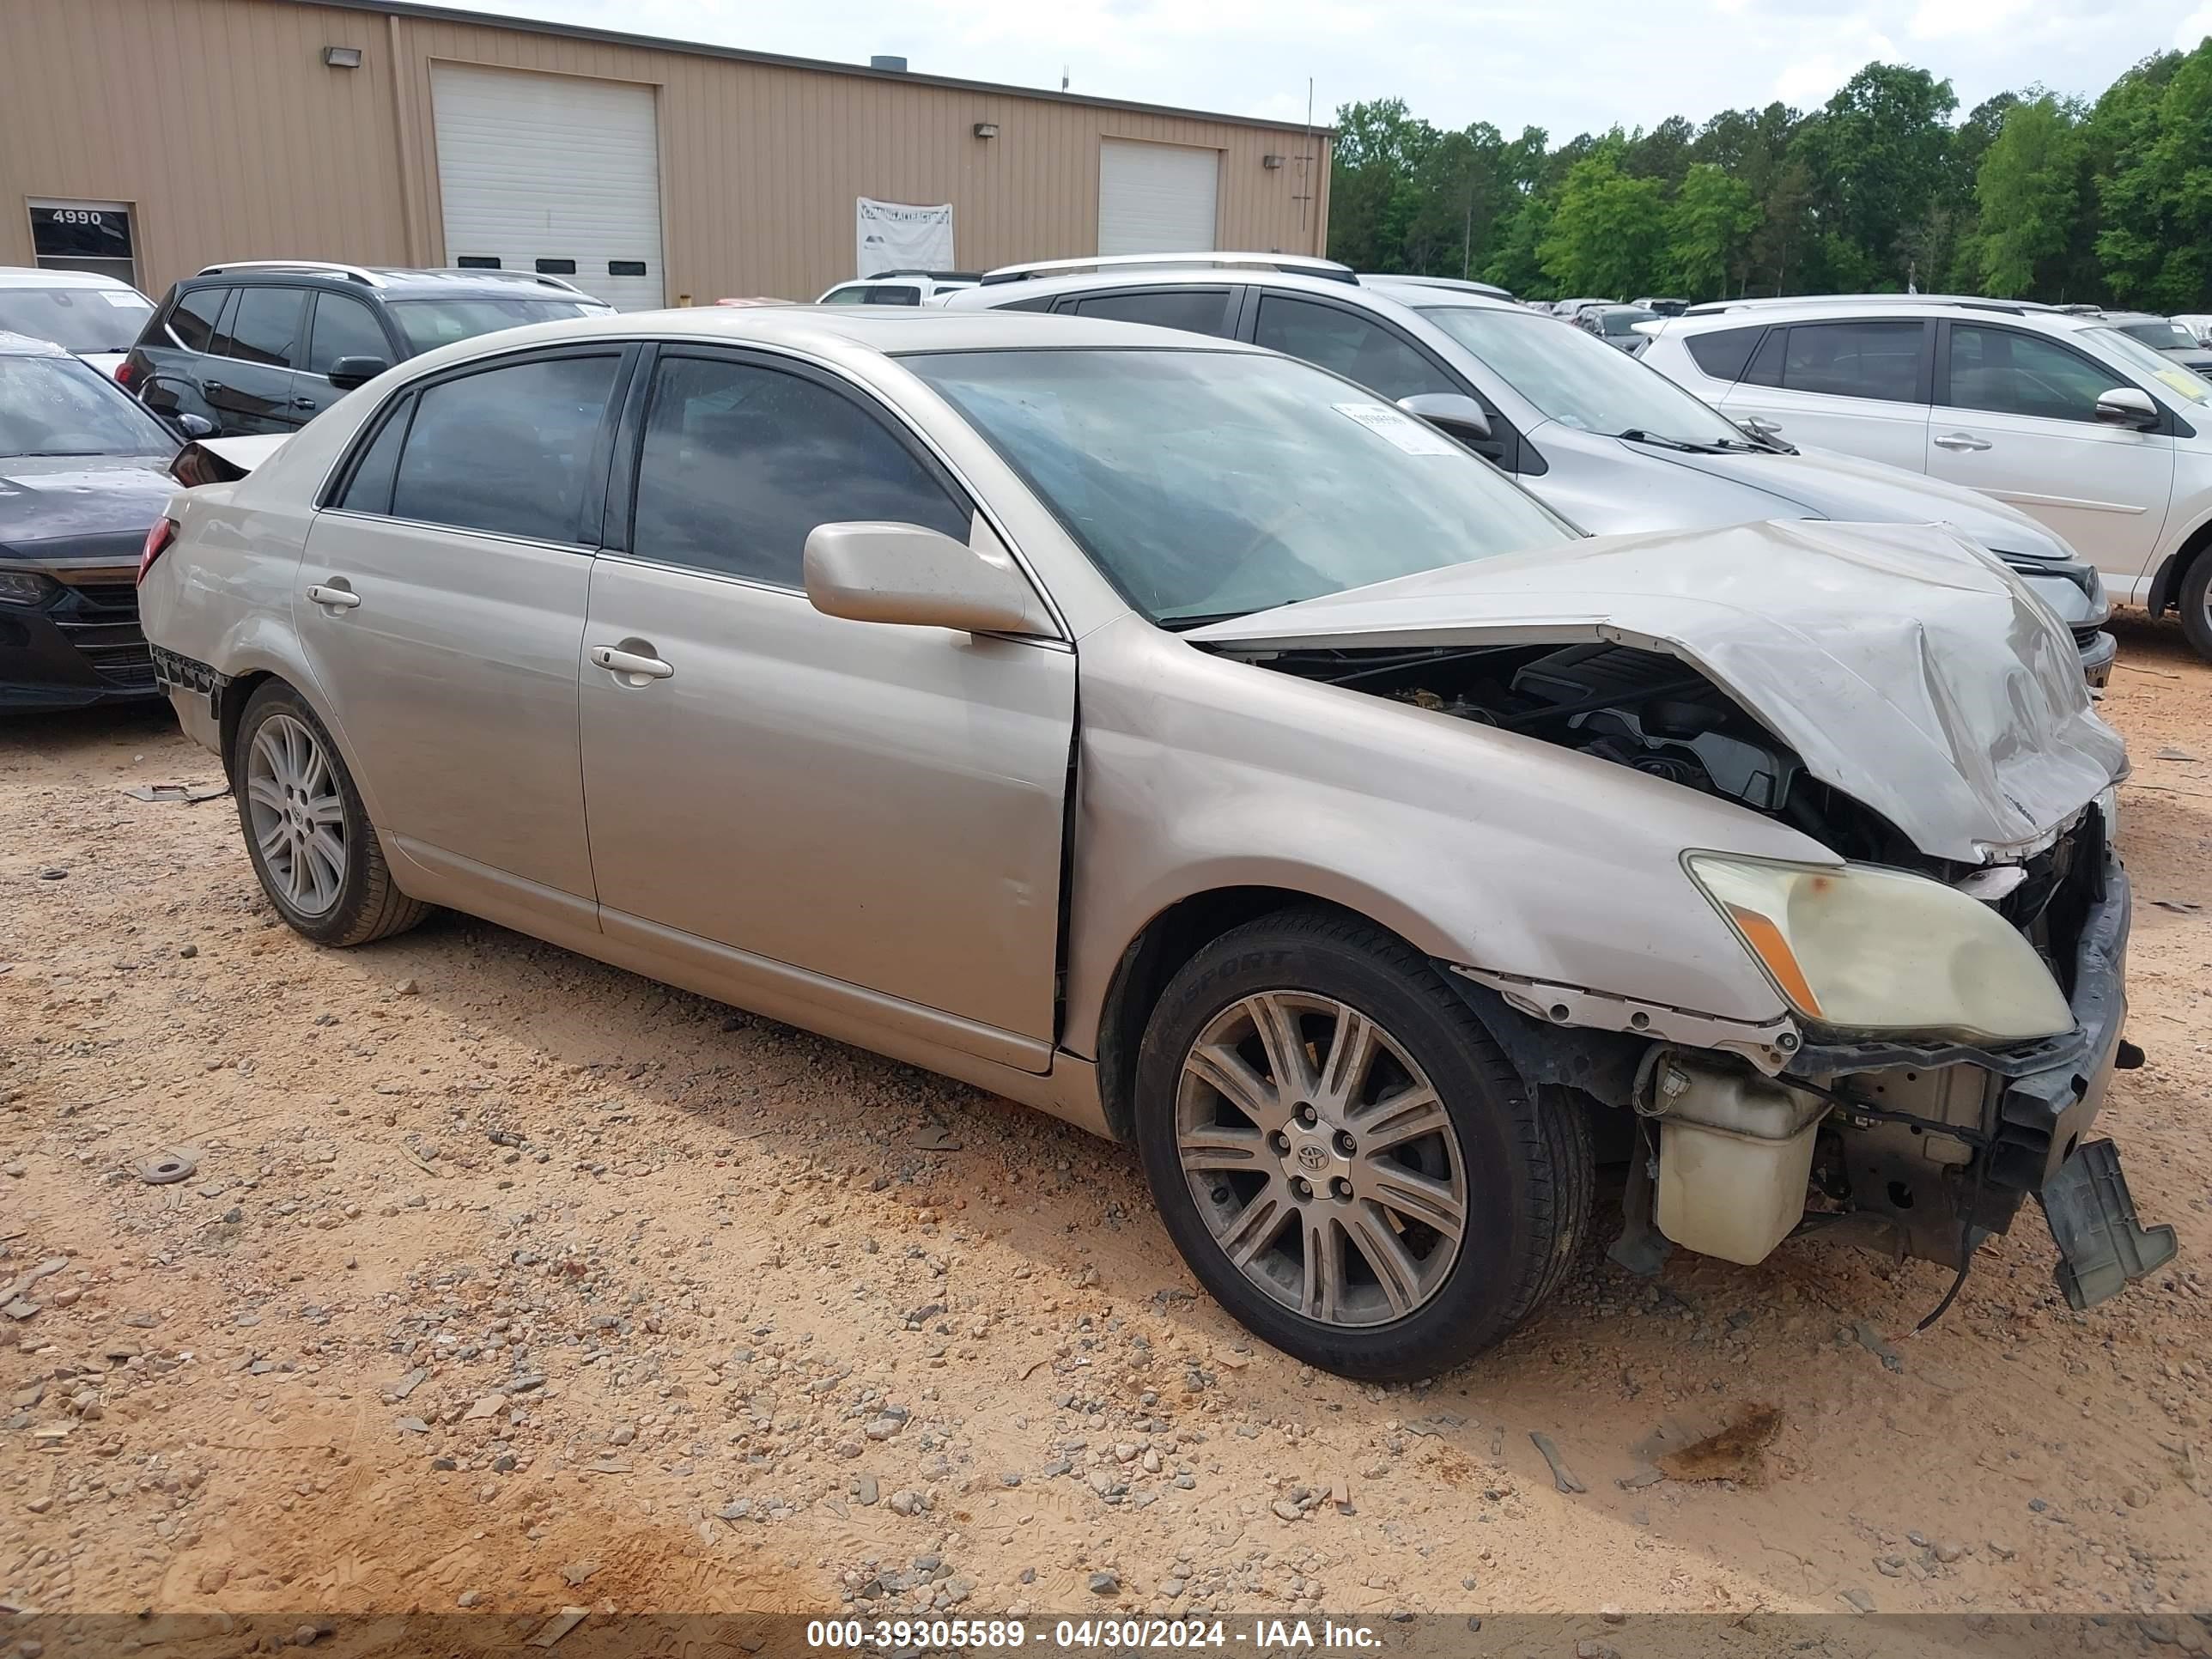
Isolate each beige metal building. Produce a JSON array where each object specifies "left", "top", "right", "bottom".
[{"left": 0, "top": 0, "right": 1331, "bottom": 308}]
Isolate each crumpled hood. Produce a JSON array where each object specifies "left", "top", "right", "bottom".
[
  {"left": 1188, "top": 519, "right": 2127, "bottom": 863},
  {"left": 1631, "top": 441, "right": 2081, "bottom": 562},
  {"left": 0, "top": 455, "right": 176, "bottom": 556}
]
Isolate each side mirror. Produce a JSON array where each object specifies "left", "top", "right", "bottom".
[
  {"left": 1397, "top": 392, "right": 1493, "bottom": 446},
  {"left": 1739, "top": 416, "right": 1784, "bottom": 440},
  {"left": 327, "top": 356, "right": 390, "bottom": 391},
  {"left": 804, "top": 520, "right": 1055, "bottom": 635},
  {"left": 2094, "top": 386, "right": 2159, "bottom": 430},
  {"left": 175, "top": 413, "right": 215, "bottom": 439}
]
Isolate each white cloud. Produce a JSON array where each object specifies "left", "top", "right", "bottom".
[
  {"left": 432, "top": 0, "right": 2204, "bottom": 138},
  {"left": 1909, "top": 0, "right": 2030, "bottom": 41}
]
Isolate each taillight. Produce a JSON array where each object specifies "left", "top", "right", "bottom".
[
  {"left": 113, "top": 358, "right": 137, "bottom": 389},
  {"left": 137, "top": 516, "right": 179, "bottom": 586}
]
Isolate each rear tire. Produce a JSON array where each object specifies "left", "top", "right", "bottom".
[
  {"left": 231, "top": 681, "right": 430, "bottom": 947},
  {"left": 1133, "top": 907, "right": 1590, "bottom": 1381},
  {"left": 2180, "top": 550, "right": 2212, "bottom": 664}
]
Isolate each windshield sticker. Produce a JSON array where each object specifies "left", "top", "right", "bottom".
[
  {"left": 1334, "top": 402, "right": 1462, "bottom": 455},
  {"left": 98, "top": 291, "right": 146, "bottom": 307}
]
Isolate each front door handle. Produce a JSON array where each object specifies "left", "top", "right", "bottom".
[
  {"left": 204, "top": 380, "right": 228, "bottom": 398},
  {"left": 1934, "top": 432, "right": 1993, "bottom": 452},
  {"left": 590, "top": 644, "right": 674, "bottom": 683},
  {"left": 290, "top": 396, "right": 319, "bottom": 410},
  {"left": 305, "top": 582, "right": 361, "bottom": 610}
]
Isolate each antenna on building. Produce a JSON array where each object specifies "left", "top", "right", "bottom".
[{"left": 1061, "top": 64, "right": 1070, "bottom": 92}]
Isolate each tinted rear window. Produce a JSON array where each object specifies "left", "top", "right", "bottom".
[
  {"left": 1067, "top": 289, "right": 1237, "bottom": 338},
  {"left": 388, "top": 353, "right": 619, "bottom": 543},
  {"left": 216, "top": 287, "right": 306, "bottom": 367},
  {"left": 168, "top": 287, "right": 230, "bottom": 354},
  {"left": 1686, "top": 326, "right": 1764, "bottom": 382},
  {"left": 1778, "top": 320, "right": 1923, "bottom": 403}
]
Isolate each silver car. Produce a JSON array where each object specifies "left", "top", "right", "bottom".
[
  {"left": 945, "top": 268, "right": 2116, "bottom": 683},
  {"left": 139, "top": 307, "right": 2168, "bottom": 1379}
]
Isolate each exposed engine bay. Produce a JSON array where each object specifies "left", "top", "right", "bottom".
[{"left": 1243, "top": 638, "right": 1921, "bottom": 866}]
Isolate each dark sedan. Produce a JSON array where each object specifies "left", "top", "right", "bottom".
[{"left": 0, "top": 331, "right": 181, "bottom": 709}]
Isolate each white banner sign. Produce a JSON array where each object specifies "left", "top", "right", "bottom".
[{"left": 856, "top": 197, "right": 955, "bottom": 277}]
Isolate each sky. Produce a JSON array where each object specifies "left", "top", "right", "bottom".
[{"left": 431, "top": 0, "right": 2212, "bottom": 136}]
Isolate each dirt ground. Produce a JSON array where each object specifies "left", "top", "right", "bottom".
[{"left": 2, "top": 611, "right": 2209, "bottom": 1644}]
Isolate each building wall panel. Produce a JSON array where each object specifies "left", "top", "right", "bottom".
[{"left": 0, "top": 0, "right": 1330, "bottom": 302}]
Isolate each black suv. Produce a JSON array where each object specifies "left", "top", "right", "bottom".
[{"left": 118, "top": 263, "right": 611, "bottom": 436}]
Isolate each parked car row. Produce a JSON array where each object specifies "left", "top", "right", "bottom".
[
  {"left": 942, "top": 261, "right": 2118, "bottom": 680},
  {"left": 1638, "top": 295, "right": 2212, "bottom": 659},
  {"left": 123, "top": 284, "right": 2167, "bottom": 1377}
]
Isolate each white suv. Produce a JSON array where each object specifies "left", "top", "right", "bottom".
[
  {"left": 1640, "top": 298, "right": 2212, "bottom": 658},
  {"left": 816, "top": 270, "right": 979, "bottom": 307}
]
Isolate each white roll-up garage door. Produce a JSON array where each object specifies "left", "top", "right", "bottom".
[
  {"left": 1097, "top": 139, "right": 1220, "bottom": 256},
  {"left": 430, "top": 63, "right": 665, "bottom": 311}
]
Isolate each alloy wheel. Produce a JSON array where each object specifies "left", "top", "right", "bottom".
[
  {"left": 1175, "top": 991, "right": 1468, "bottom": 1327},
  {"left": 244, "top": 713, "right": 347, "bottom": 917}
]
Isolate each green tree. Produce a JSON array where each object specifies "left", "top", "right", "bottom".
[
  {"left": 1792, "top": 63, "right": 1959, "bottom": 284},
  {"left": 1662, "top": 163, "right": 1757, "bottom": 297},
  {"left": 1538, "top": 149, "right": 1668, "bottom": 296},
  {"left": 1974, "top": 94, "right": 2084, "bottom": 296},
  {"left": 2094, "top": 40, "right": 2212, "bottom": 308},
  {"left": 1625, "top": 115, "right": 1697, "bottom": 185}
]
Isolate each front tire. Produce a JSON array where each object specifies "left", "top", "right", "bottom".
[
  {"left": 1133, "top": 908, "right": 1590, "bottom": 1381},
  {"left": 2180, "top": 550, "right": 2212, "bottom": 664},
  {"left": 232, "top": 681, "right": 429, "bottom": 947}
]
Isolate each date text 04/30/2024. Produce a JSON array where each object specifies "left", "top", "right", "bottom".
[{"left": 804, "top": 1618, "right": 1385, "bottom": 1650}]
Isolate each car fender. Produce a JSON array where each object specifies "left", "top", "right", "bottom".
[
  {"left": 2147, "top": 499, "right": 2212, "bottom": 615},
  {"left": 1060, "top": 616, "right": 1817, "bottom": 1059}
]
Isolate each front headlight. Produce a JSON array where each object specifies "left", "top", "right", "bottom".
[
  {"left": 1685, "top": 854, "right": 2074, "bottom": 1043},
  {"left": 0, "top": 569, "right": 58, "bottom": 607}
]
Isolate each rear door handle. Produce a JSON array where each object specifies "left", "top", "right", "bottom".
[
  {"left": 305, "top": 583, "right": 361, "bottom": 610},
  {"left": 1934, "top": 432, "right": 1993, "bottom": 452},
  {"left": 590, "top": 644, "right": 674, "bottom": 682},
  {"left": 204, "top": 380, "right": 228, "bottom": 398},
  {"left": 290, "top": 396, "right": 319, "bottom": 410}
]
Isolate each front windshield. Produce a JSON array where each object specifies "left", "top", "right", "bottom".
[
  {"left": 0, "top": 287, "right": 153, "bottom": 354},
  {"left": 0, "top": 355, "right": 176, "bottom": 457},
  {"left": 2084, "top": 326, "right": 2212, "bottom": 407},
  {"left": 386, "top": 297, "right": 597, "bottom": 353},
  {"left": 904, "top": 348, "right": 1575, "bottom": 625},
  {"left": 1419, "top": 304, "right": 1750, "bottom": 446},
  {"left": 2118, "top": 320, "right": 2199, "bottom": 352},
  {"left": 1602, "top": 308, "right": 1658, "bottom": 336}
]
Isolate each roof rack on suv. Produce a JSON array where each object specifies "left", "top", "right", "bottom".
[
  {"left": 195, "top": 259, "right": 387, "bottom": 287},
  {"left": 1680, "top": 293, "right": 2053, "bottom": 318},
  {"left": 1366, "top": 274, "right": 1517, "bottom": 301},
  {"left": 979, "top": 252, "right": 1357, "bottom": 287},
  {"left": 420, "top": 267, "right": 592, "bottom": 295},
  {"left": 865, "top": 269, "right": 982, "bottom": 282}
]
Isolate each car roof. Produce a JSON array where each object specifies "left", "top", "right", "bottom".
[
  {"left": 0, "top": 266, "right": 143, "bottom": 292},
  {"left": 1660, "top": 296, "right": 2094, "bottom": 333},
  {"left": 387, "top": 302, "right": 1273, "bottom": 376},
  {"left": 947, "top": 264, "right": 1407, "bottom": 314},
  {"left": 1359, "top": 276, "right": 1522, "bottom": 313},
  {"left": 1370, "top": 275, "right": 1516, "bottom": 300},
  {"left": 0, "top": 329, "right": 73, "bottom": 356},
  {"left": 186, "top": 262, "right": 592, "bottom": 301},
  {"left": 980, "top": 251, "right": 1355, "bottom": 286}
]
